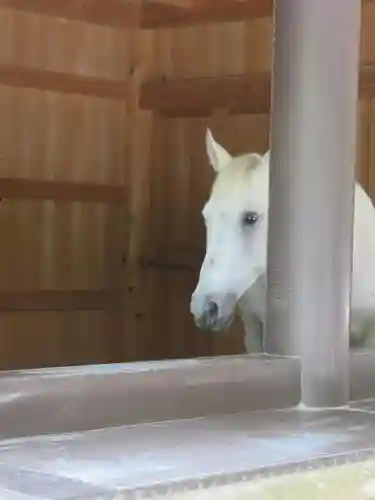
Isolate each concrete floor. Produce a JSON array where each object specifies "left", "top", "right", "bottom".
[{"left": 2, "top": 401, "right": 375, "bottom": 499}]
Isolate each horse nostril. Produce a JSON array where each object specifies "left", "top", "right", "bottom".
[{"left": 207, "top": 301, "right": 219, "bottom": 320}]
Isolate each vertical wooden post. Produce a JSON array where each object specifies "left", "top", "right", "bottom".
[
  {"left": 122, "top": 4, "right": 154, "bottom": 360},
  {"left": 265, "top": 0, "right": 361, "bottom": 407}
]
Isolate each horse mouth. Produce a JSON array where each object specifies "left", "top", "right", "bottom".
[{"left": 194, "top": 312, "right": 235, "bottom": 334}]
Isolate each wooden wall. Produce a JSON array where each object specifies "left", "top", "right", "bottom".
[
  {"left": 1, "top": 2, "right": 375, "bottom": 369},
  {"left": 0, "top": 8, "right": 130, "bottom": 368}
]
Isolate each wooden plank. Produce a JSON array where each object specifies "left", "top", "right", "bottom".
[
  {"left": 0, "top": 0, "right": 136, "bottom": 28},
  {"left": 1, "top": 0, "right": 272, "bottom": 28},
  {"left": 120, "top": 0, "right": 145, "bottom": 360},
  {"left": 0, "top": 64, "right": 129, "bottom": 100},
  {"left": 141, "top": 246, "right": 203, "bottom": 270},
  {"left": 0, "top": 178, "right": 126, "bottom": 204},
  {"left": 3, "top": 0, "right": 373, "bottom": 29},
  {"left": 0, "top": 290, "right": 123, "bottom": 311},
  {"left": 140, "top": 65, "right": 375, "bottom": 116},
  {"left": 142, "top": 0, "right": 272, "bottom": 28},
  {"left": 140, "top": 72, "right": 271, "bottom": 115},
  {"left": 141, "top": 1, "right": 200, "bottom": 29},
  {"left": 146, "top": 0, "right": 195, "bottom": 7},
  {"left": 359, "top": 64, "right": 375, "bottom": 98}
]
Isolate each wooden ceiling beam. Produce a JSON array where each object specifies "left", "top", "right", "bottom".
[{"left": 140, "top": 65, "right": 375, "bottom": 116}]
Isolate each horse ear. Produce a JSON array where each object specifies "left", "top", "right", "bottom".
[
  {"left": 205, "top": 128, "right": 232, "bottom": 172},
  {"left": 263, "top": 150, "right": 270, "bottom": 162}
]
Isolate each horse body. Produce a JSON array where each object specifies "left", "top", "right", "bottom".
[{"left": 190, "top": 129, "right": 375, "bottom": 352}]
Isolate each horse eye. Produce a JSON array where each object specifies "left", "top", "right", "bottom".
[{"left": 242, "top": 211, "right": 259, "bottom": 226}]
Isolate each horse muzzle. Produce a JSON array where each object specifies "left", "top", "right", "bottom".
[{"left": 190, "top": 292, "right": 236, "bottom": 333}]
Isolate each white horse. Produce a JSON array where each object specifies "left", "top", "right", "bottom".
[{"left": 190, "top": 129, "right": 375, "bottom": 353}]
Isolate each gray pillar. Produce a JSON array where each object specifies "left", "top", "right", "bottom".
[{"left": 265, "top": 0, "right": 361, "bottom": 407}]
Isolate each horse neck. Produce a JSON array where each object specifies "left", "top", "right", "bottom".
[
  {"left": 236, "top": 286, "right": 265, "bottom": 352},
  {"left": 236, "top": 279, "right": 266, "bottom": 320}
]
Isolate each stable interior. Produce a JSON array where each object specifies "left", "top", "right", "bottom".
[{"left": 1, "top": 0, "right": 375, "bottom": 498}]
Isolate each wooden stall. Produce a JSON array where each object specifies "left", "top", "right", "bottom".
[{"left": 1, "top": 0, "right": 375, "bottom": 369}]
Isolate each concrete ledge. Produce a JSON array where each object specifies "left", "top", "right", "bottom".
[
  {"left": 0, "top": 349, "right": 373, "bottom": 441},
  {"left": 0, "top": 354, "right": 301, "bottom": 439}
]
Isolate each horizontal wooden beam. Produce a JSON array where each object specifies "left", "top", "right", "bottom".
[
  {"left": 141, "top": 1, "right": 193, "bottom": 29},
  {"left": 141, "top": 246, "right": 203, "bottom": 271},
  {"left": 141, "top": 0, "right": 273, "bottom": 28},
  {"left": 140, "top": 65, "right": 375, "bottom": 116},
  {"left": 0, "top": 290, "right": 123, "bottom": 311},
  {"left": 145, "top": 0, "right": 196, "bottom": 7},
  {"left": 0, "top": 178, "right": 126, "bottom": 204},
  {"left": 140, "top": 72, "right": 271, "bottom": 115},
  {"left": 0, "top": 0, "right": 139, "bottom": 28},
  {"left": 1, "top": 0, "right": 272, "bottom": 28},
  {"left": 3, "top": 0, "right": 373, "bottom": 29},
  {"left": 0, "top": 64, "right": 129, "bottom": 100}
]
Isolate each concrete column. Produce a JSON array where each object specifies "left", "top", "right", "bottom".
[{"left": 265, "top": 0, "right": 361, "bottom": 407}]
